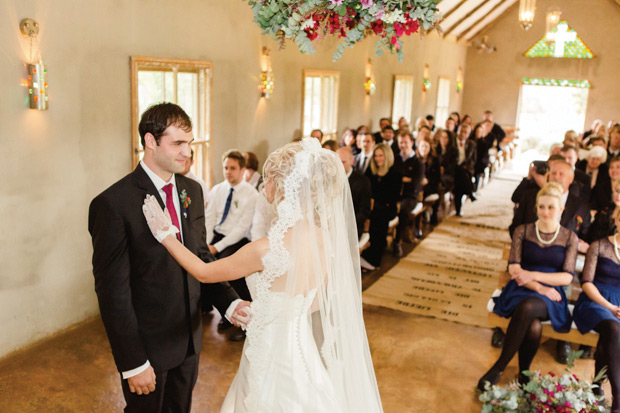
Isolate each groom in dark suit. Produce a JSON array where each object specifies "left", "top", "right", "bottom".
[{"left": 89, "top": 103, "right": 247, "bottom": 412}]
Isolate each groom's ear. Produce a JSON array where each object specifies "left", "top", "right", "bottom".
[{"left": 144, "top": 133, "right": 157, "bottom": 150}]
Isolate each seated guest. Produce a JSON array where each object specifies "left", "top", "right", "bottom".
[
  {"left": 380, "top": 125, "right": 398, "bottom": 156},
  {"left": 310, "top": 129, "right": 323, "bottom": 143},
  {"left": 397, "top": 117, "right": 408, "bottom": 131},
  {"left": 354, "top": 133, "right": 376, "bottom": 174},
  {"left": 360, "top": 143, "right": 401, "bottom": 271},
  {"left": 592, "top": 157, "right": 620, "bottom": 212},
  {"left": 435, "top": 128, "right": 458, "bottom": 192},
  {"left": 393, "top": 131, "right": 425, "bottom": 256},
  {"left": 510, "top": 160, "right": 591, "bottom": 252},
  {"left": 473, "top": 123, "right": 490, "bottom": 192},
  {"left": 588, "top": 179, "right": 620, "bottom": 243},
  {"left": 417, "top": 137, "right": 440, "bottom": 225},
  {"left": 242, "top": 151, "right": 262, "bottom": 190},
  {"left": 510, "top": 156, "right": 564, "bottom": 205},
  {"left": 563, "top": 130, "right": 580, "bottom": 148},
  {"left": 549, "top": 143, "right": 563, "bottom": 156},
  {"left": 184, "top": 149, "right": 210, "bottom": 210},
  {"left": 478, "top": 182, "right": 577, "bottom": 390},
  {"left": 608, "top": 124, "right": 620, "bottom": 160},
  {"left": 204, "top": 150, "right": 258, "bottom": 337},
  {"left": 479, "top": 110, "right": 506, "bottom": 151},
  {"left": 373, "top": 117, "right": 391, "bottom": 143},
  {"left": 415, "top": 125, "right": 431, "bottom": 148},
  {"left": 337, "top": 146, "right": 371, "bottom": 240},
  {"left": 583, "top": 119, "right": 604, "bottom": 142},
  {"left": 461, "top": 114, "right": 472, "bottom": 128},
  {"left": 453, "top": 124, "right": 477, "bottom": 217},
  {"left": 426, "top": 114, "right": 435, "bottom": 131},
  {"left": 445, "top": 117, "right": 457, "bottom": 134},
  {"left": 577, "top": 146, "right": 608, "bottom": 190},
  {"left": 450, "top": 112, "right": 461, "bottom": 128},
  {"left": 355, "top": 125, "right": 370, "bottom": 155},
  {"left": 412, "top": 116, "right": 429, "bottom": 139},
  {"left": 560, "top": 145, "right": 591, "bottom": 200},
  {"left": 322, "top": 139, "right": 338, "bottom": 152},
  {"left": 341, "top": 128, "right": 358, "bottom": 152},
  {"left": 573, "top": 209, "right": 620, "bottom": 410}
]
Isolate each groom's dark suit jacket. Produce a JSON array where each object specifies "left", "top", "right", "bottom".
[{"left": 89, "top": 164, "right": 238, "bottom": 374}]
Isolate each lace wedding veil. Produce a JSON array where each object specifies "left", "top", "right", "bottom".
[{"left": 243, "top": 138, "right": 383, "bottom": 412}]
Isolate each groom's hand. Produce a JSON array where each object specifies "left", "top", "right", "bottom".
[
  {"left": 127, "top": 365, "right": 156, "bottom": 395},
  {"left": 231, "top": 301, "right": 252, "bottom": 328}
]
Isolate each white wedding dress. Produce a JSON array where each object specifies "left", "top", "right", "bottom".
[{"left": 220, "top": 138, "right": 383, "bottom": 413}]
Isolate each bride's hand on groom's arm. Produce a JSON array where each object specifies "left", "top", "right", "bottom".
[
  {"left": 232, "top": 301, "right": 252, "bottom": 328},
  {"left": 127, "top": 365, "right": 156, "bottom": 396}
]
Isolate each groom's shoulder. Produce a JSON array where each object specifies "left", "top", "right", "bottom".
[{"left": 90, "top": 171, "right": 137, "bottom": 211}]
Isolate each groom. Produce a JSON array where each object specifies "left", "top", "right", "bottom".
[{"left": 89, "top": 103, "right": 248, "bottom": 412}]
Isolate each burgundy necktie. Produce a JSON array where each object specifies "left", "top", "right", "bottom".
[{"left": 162, "top": 183, "right": 181, "bottom": 241}]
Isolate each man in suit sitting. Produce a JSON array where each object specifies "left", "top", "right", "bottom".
[
  {"left": 89, "top": 103, "right": 248, "bottom": 412},
  {"left": 204, "top": 150, "right": 258, "bottom": 340},
  {"left": 560, "top": 145, "right": 591, "bottom": 200},
  {"left": 373, "top": 117, "right": 391, "bottom": 144},
  {"left": 354, "top": 133, "right": 375, "bottom": 174},
  {"left": 337, "top": 146, "right": 371, "bottom": 240}
]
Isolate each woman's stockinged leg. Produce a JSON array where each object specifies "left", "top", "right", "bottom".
[
  {"left": 518, "top": 318, "right": 542, "bottom": 374},
  {"left": 478, "top": 297, "right": 549, "bottom": 390},
  {"left": 595, "top": 320, "right": 620, "bottom": 412}
]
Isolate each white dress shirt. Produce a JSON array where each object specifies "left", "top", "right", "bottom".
[
  {"left": 250, "top": 192, "right": 275, "bottom": 241},
  {"left": 247, "top": 170, "right": 262, "bottom": 189},
  {"left": 205, "top": 180, "right": 258, "bottom": 252},
  {"left": 185, "top": 170, "right": 210, "bottom": 208},
  {"left": 457, "top": 139, "right": 466, "bottom": 165}
]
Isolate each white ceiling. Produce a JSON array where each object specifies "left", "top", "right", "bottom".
[{"left": 438, "top": 0, "right": 519, "bottom": 42}]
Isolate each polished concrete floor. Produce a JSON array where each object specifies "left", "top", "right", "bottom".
[{"left": 0, "top": 298, "right": 605, "bottom": 412}]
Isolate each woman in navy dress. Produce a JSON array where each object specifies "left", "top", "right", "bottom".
[
  {"left": 573, "top": 207, "right": 620, "bottom": 412},
  {"left": 478, "top": 182, "right": 578, "bottom": 391}
]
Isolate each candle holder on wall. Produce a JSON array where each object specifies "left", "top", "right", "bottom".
[
  {"left": 20, "top": 18, "right": 48, "bottom": 110},
  {"left": 259, "top": 47, "right": 274, "bottom": 99}
]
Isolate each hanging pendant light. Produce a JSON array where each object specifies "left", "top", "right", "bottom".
[{"left": 518, "top": 0, "right": 536, "bottom": 30}]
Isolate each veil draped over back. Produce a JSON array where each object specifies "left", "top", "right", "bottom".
[{"left": 242, "top": 138, "right": 383, "bottom": 412}]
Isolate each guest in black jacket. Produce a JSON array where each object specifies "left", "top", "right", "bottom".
[
  {"left": 453, "top": 124, "right": 477, "bottom": 217},
  {"left": 473, "top": 122, "right": 490, "bottom": 192},
  {"left": 393, "top": 131, "right": 425, "bottom": 256},
  {"left": 587, "top": 179, "right": 620, "bottom": 243},
  {"left": 560, "top": 145, "right": 591, "bottom": 200},
  {"left": 435, "top": 128, "right": 458, "bottom": 192},
  {"left": 591, "top": 157, "right": 620, "bottom": 212},
  {"left": 417, "top": 136, "right": 441, "bottom": 225},
  {"left": 577, "top": 146, "right": 608, "bottom": 192},
  {"left": 337, "top": 146, "right": 371, "bottom": 240},
  {"left": 360, "top": 143, "right": 402, "bottom": 270}
]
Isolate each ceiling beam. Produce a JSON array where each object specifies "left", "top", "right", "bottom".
[
  {"left": 440, "top": 0, "right": 469, "bottom": 23},
  {"left": 450, "top": 0, "right": 504, "bottom": 37},
  {"left": 460, "top": 0, "right": 518, "bottom": 41},
  {"left": 444, "top": 0, "right": 492, "bottom": 36},
  {"left": 442, "top": 0, "right": 487, "bottom": 31}
]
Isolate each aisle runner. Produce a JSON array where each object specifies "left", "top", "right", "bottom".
[{"left": 362, "top": 176, "right": 520, "bottom": 328}]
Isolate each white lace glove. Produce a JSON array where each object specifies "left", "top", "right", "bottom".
[{"left": 142, "top": 194, "right": 179, "bottom": 243}]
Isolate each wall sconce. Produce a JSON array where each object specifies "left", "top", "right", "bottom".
[
  {"left": 365, "top": 59, "right": 376, "bottom": 96},
  {"left": 422, "top": 64, "right": 431, "bottom": 92},
  {"left": 456, "top": 67, "right": 464, "bottom": 93},
  {"left": 20, "top": 18, "right": 48, "bottom": 110},
  {"left": 518, "top": 0, "right": 536, "bottom": 31},
  {"left": 259, "top": 47, "right": 274, "bottom": 99}
]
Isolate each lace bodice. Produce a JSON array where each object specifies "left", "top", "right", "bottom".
[
  {"left": 581, "top": 238, "right": 620, "bottom": 284},
  {"left": 509, "top": 223, "right": 578, "bottom": 275}
]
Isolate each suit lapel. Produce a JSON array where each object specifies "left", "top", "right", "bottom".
[
  {"left": 176, "top": 175, "right": 195, "bottom": 253},
  {"left": 133, "top": 163, "right": 165, "bottom": 210},
  {"left": 561, "top": 194, "right": 577, "bottom": 228}
]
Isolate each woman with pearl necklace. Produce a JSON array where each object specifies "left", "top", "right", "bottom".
[
  {"left": 573, "top": 207, "right": 620, "bottom": 412},
  {"left": 478, "top": 182, "right": 578, "bottom": 391}
]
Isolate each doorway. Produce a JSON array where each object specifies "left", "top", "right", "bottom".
[{"left": 516, "top": 79, "right": 589, "bottom": 154}]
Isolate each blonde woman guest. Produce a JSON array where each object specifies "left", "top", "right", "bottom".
[
  {"left": 573, "top": 207, "right": 620, "bottom": 411},
  {"left": 478, "top": 182, "right": 578, "bottom": 390},
  {"left": 360, "top": 143, "right": 402, "bottom": 271}
]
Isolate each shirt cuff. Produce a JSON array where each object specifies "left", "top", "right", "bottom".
[
  {"left": 225, "top": 299, "right": 243, "bottom": 323},
  {"left": 214, "top": 240, "right": 228, "bottom": 254},
  {"left": 122, "top": 360, "right": 150, "bottom": 380}
]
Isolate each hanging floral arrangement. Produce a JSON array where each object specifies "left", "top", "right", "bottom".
[{"left": 243, "top": 0, "right": 441, "bottom": 61}]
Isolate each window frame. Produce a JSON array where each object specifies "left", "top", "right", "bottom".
[
  {"left": 130, "top": 56, "right": 214, "bottom": 186},
  {"left": 301, "top": 69, "right": 340, "bottom": 141},
  {"left": 434, "top": 76, "right": 451, "bottom": 129},
  {"left": 391, "top": 75, "right": 414, "bottom": 129}
]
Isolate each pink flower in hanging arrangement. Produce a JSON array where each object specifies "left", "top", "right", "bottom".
[
  {"left": 360, "top": 0, "right": 375, "bottom": 9},
  {"left": 370, "top": 20, "right": 384, "bottom": 36},
  {"left": 329, "top": 0, "right": 344, "bottom": 5}
]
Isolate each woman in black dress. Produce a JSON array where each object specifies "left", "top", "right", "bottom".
[
  {"left": 573, "top": 208, "right": 620, "bottom": 411},
  {"left": 417, "top": 136, "right": 440, "bottom": 225},
  {"left": 360, "top": 143, "right": 402, "bottom": 270},
  {"left": 473, "top": 123, "right": 490, "bottom": 192},
  {"left": 588, "top": 178, "right": 620, "bottom": 243},
  {"left": 435, "top": 128, "right": 458, "bottom": 193},
  {"left": 478, "top": 182, "right": 577, "bottom": 391}
]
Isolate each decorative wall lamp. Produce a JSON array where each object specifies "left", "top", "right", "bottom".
[
  {"left": 259, "top": 47, "right": 274, "bottom": 99},
  {"left": 456, "top": 67, "right": 464, "bottom": 93},
  {"left": 518, "top": 0, "right": 536, "bottom": 30},
  {"left": 364, "top": 59, "right": 376, "bottom": 96},
  {"left": 422, "top": 64, "right": 431, "bottom": 92},
  {"left": 20, "top": 18, "right": 48, "bottom": 110}
]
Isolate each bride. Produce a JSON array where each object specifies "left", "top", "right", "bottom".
[{"left": 142, "top": 138, "right": 383, "bottom": 412}]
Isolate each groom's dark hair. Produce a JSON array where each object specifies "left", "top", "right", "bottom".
[{"left": 139, "top": 102, "right": 192, "bottom": 147}]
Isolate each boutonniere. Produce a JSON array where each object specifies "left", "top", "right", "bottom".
[
  {"left": 180, "top": 189, "right": 191, "bottom": 219},
  {"left": 234, "top": 200, "right": 239, "bottom": 208},
  {"left": 576, "top": 215, "right": 583, "bottom": 231}
]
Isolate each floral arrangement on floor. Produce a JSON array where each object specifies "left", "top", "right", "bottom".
[
  {"left": 243, "top": 0, "right": 440, "bottom": 61},
  {"left": 479, "top": 351, "right": 608, "bottom": 412}
]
